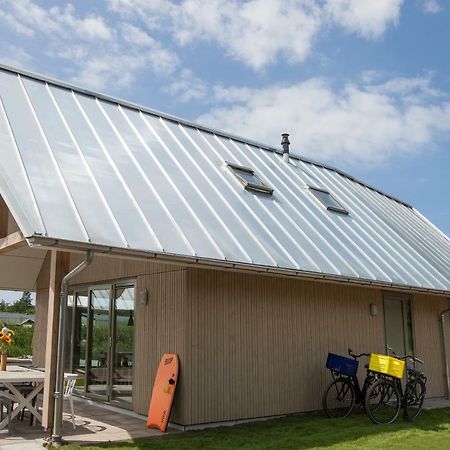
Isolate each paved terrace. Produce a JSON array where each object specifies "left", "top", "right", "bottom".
[{"left": 0, "top": 396, "right": 173, "bottom": 449}]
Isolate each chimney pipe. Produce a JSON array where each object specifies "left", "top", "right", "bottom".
[{"left": 281, "top": 133, "right": 290, "bottom": 163}]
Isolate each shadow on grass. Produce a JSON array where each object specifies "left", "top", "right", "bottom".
[{"left": 67, "top": 408, "right": 450, "bottom": 450}]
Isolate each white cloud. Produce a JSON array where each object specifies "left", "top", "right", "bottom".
[
  {"left": 0, "top": 8, "right": 34, "bottom": 36},
  {"left": 0, "top": 43, "right": 33, "bottom": 68},
  {"left": 121, "top": 22, "right": 155, "bottom": 47},
  {"left": 163, "top": 69, "right": 208, "bottom": 102},
  {"left": 420, "top": 0, "right": 442, "bottom": 14},
  {"left": 0, "top": 0, "right": 411, "bottom": 87},
  {"left": 64, "top": 37, "right": 179, "bottom": 90},
  {"left": 171, "top": 0, "right": 322, "bottom": 69},
  {"left": 325, "top": 0, "right": 403, "bottom": 39},
  {"left": 108, "top": 0, "right": 404, "bottom": 70},
  {"left": 0, "top": 1, "right": 113, "bottom": 41},
  {"left": 197, "top": 76, "right": 450, "bottom": 166},
  {"left": 0, "top": 0, "right": 179, "bottom": 90}
]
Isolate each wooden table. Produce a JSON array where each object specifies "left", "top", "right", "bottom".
[{"left": 0, "top": 366, "right": 45, "bottom": 430}]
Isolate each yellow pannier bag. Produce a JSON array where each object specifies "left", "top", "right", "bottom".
[{"left": 369, "top": 353, "right": 405, "bottom": 379}]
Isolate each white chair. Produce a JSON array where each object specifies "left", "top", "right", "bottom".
[
  {"left": 63, "top": 373, "right": 78, "bottom": 430},
  {"left": 0, "top": 392, "right": 13, "bottom": 435}
]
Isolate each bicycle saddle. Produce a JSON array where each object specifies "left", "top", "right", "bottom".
[{"left": 407, "top": 366, "right": 423, "bottom": 376}]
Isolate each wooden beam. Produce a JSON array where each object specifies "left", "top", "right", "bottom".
[
  {"left": 0, "top": 231, "right": 26, "bottom": 254},
  {"left": 42, "top": 250, "right": 70, "bottom": 430},
  {"left": 0, "top": 196, "right": 7, "bottom": 238}
]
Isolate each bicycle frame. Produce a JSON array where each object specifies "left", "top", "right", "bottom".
[{"left": 329, "top": 367, "right": 377, "bottom": 405}]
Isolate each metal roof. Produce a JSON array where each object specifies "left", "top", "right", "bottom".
[
  {"left": 0, "top": 64, "right": 449, "bottom": 294},
  {"left": 0, "top": 312, "right": 35, "bottom": 326}
]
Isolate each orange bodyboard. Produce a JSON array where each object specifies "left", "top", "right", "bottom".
[{"left": 147, "top": 353, "right": 179, "bottom": 432}]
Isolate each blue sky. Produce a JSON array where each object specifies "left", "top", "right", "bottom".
[{"left": 0, "top": 0, "right": 449, "bottom": 299}]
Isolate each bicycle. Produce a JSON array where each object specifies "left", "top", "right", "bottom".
[
  {"left": 323, "top": 349, "right": 376, "bottom": 418},
  {"left": 364, "top": 354, "right": 427, "bottom": 424}
]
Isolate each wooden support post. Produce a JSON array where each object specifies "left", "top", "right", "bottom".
[{"left": 42, "top": 250, "right": 70, "bottom": 430}]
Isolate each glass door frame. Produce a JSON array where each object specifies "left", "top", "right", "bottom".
[
  {"left": 110, "top": 284, "right": 135, "bottom": 407},
  {"left": 383, "top": 292, "right": 415, "bottom": 357},
  {"left": 86, "top": 284, "right": 113, "bottom": 401},
  {"left": 67, "top": 278, "right": 136, "bottom": 407}
]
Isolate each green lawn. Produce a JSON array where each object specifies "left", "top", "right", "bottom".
[{"left": 63, "top": 408, "right": 450, "bottom": 450}]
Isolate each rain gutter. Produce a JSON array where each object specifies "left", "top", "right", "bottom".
[{"left": 26, "top": 236, "right": 449, "bottom": 297}]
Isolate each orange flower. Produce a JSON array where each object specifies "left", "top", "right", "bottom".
[
  {"left": 2, "top": 335, "right": 11, "bottom": 344},
  {"left": 0, "top": 332, "right": 4, "bottom": 340}
]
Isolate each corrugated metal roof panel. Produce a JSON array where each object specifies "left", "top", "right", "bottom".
[{"left": 0, "top": 65, "right": 449, "bottom": 293}]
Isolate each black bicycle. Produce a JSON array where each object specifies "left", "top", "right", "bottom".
[
  {"left": 364, "top": 354, "right": 427, "bottom": 424},
  {"left": 323, "top": 349, "right": 376, "bottom": 418}
]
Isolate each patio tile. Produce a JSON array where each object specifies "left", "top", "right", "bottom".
[{"left": 0, "top": 397, "right": 173, "bottom": 447}]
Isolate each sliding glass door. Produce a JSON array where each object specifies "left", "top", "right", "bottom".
[
  {"left": 69, "top": 281, "right": 135, "bottom": 407},
  {"left": 71, "top": 290, "right": 89, "bottom": 386},
  {"left": 111, "top": 286, "right": 134, "bottom": 405},
  {"left": 86, "top": 287, "right": 111, "bottom": 399}
]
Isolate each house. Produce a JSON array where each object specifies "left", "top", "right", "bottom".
[
  {"left": 0, "top": 312, "right": 35, "bottom": 327},
  {"left": 0, "top": 63, "right": 449, "bottom": 437}
]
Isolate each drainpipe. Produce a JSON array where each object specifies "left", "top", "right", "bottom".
[
  {"left": 52, "top": 250, "right": 94, "bottom": 447},
  {"left": 441, "top": 308, "right": 450, "bottom": 400}
]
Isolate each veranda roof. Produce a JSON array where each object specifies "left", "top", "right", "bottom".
[{"left": 0, "top": 64, "right": 449, "bottom": 294}]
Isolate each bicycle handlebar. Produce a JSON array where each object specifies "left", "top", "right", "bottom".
[
  {"left": 348, "top": 348, "right": 370, "bottom": 359},
  {"left": 393, "top": 354, "right": 424, "bottom": 364}
]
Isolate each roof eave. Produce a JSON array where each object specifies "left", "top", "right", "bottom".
[{"left": 26, "top": 235, "right": 450, "bottom": 297}]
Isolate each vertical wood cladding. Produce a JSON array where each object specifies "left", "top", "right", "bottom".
[
  {"left": 32, "top": 251, "right": 51, "bottom": 367},
  {"left": 184, "top": 268, "right": 385, "bottom": 425},
  {"left": 133, "top": 269, "right": 187, "bottom": 421},
  {"left": 0, "top": 196, "right": 8, "bottom": 238},
  {"left": 0, "top": 195, "right": 20, "bottom": 237},
  {"left": 69, "top": 253, "right": 182, "bottom": 285},
  {"left": 412, "top": 294, "right": 450, "bottom": 398},
  {"left": 31, "top": 252, "right": 449, "bottom": 426},
  {"left": 68, "top": 253, "right": 187, "bottom": 420}
]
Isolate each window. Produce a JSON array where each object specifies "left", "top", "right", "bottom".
[
  {"left": 309, "top": 186, "right": 348, "bottom": 215},
  {"left": 227, "top": 162, "right": 273, "bottom": 195}
]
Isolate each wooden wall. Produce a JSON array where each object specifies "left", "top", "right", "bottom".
[
  {"left": 134, "top": 270, "right": 186, "bottom": 420},
  {"left": 183, "top": 268, "right": 386, "bottom": 425},
  {"left": 31, "top": 252, "right": 450, "bottom": 426},
  {"left": 412, "top": 293, "right": 450, "bottom": 398},
  {"left": 69, "top": 253, "right": 182, "bottom": 285},
  {"left": 0, "top": 196, "right": 7, "bottom": 239},
  {"left": 32, "top": 251, "right": 51, "bottom": 367},
  {"left": 68, "top": 254, "right": 187, "bottom": 420},
  {"left": 0, "top": 195, "right": 20, "bottom": 238},
  {"left": 181, "top": 269, "right": 450, "bottom": 426}
]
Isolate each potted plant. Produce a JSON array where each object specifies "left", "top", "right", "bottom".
[{"left": 0, "top": 324, "right": 15, "bottom": 370}]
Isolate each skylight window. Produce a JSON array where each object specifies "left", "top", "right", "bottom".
[
  {"left": 309, "top": 186, "right": 348, "bottom": 215},
  {"left": 227, "top": 162, "right": 273, "bottom": 195}
]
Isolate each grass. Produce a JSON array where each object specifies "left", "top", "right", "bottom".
[{"left": 62, "top": 408, "right": 450, "bottom": 450}]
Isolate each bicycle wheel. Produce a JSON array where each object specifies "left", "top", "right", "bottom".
[
  {"left": 365, "top": 378, "right": 401, "bottom": 424},
  {"left": 360, "top": 373, "right": 377, "bottom": 410},
  {"left": 322, "top": 377, "right": 355, "bottom": 418},
  {"left": 404, "top": 378, "right": 426, "bottom": 421}
]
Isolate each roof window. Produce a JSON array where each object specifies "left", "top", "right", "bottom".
[
  {"left": 227, "top": 162, "right": 273, "bottom": 195},
  {"left": 309, "top": 186, "right": 348, "bottom": 215}
]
